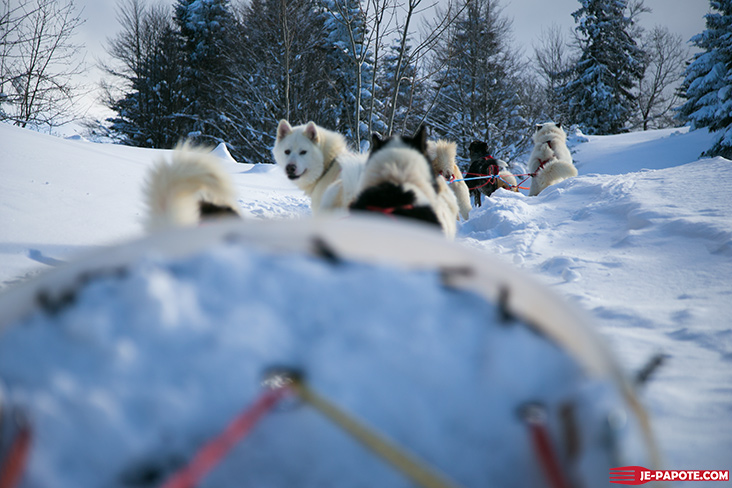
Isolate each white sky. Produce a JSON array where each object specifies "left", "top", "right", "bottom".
[
  {"left": 70, "top": 0, "right": 711, "bottom": 120},
  {"left": 501, "top": 0, "right": 709, "bottom": 54}
]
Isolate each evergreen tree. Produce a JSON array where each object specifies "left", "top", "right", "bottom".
[
  {"left": 557, "top": 0, "right": 645, "bottom": 134},
  {"left": 677, "top": 0, "right": 732, "bottom": 158},
  {"left": 428, "top": 0, "right": 528, "bottom": 160},
  {"left": 321, "top": 0, "right": 376, "bottom": 149},
  {"left": 106, "top": 2, "right": 184, "bottom": 147},
  {"left": 375, "top": 40, "right": 425, "bottom": 137},
  {"left": 223, "top": 0, "right": 334, "bottom": 162},
  {"left": 173, "top": 0, "right": 238, "bottom": 145}
]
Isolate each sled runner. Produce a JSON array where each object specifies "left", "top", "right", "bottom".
[{"left": 0, "top": 216, "right": 658, "bottom": 487}]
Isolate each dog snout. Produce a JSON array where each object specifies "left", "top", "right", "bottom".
[{"left": 285, "top": 163, "right": 297, "bottom": 176}]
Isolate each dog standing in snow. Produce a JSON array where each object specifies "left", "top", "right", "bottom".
[
  {"left": 466, "top": 141, "right": 518, "bottom": 207},
  {"left": 143, "top": 142, "right": 241, "bottom": 231},
  {"left": 350, "top": 126, "right": 459, "bottom": 238},
  {"left": 527, "top": 122, "right": 577, "bottom": 196},
  {"left": 272, "top": 120, "right": 365, "bottom": 215},
  {"left": 426, "top": 139, "right": 471, "bottom": 221}
]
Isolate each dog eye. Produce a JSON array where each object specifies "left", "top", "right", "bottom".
[
  {"left": 284, "top": 149, "right": 291, "bottom": 155},
  {"left": 299, "top": 150, "right": 307, "bottom": 155}
]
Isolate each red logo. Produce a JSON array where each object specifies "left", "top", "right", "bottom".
[{"left": 610, "top": 466, "right": 730, "bottom": 484}]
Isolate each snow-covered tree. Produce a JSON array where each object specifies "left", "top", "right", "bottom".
[
  {"left": 428, "top": 0, "right": 529, "bottom": 160},
  {"left": 108, "top": 25, "right": 185, "bottom": 148},
  {"left": 218, "top": 0, "right": 335, "bottom": 162},
  {"left": 321, "top": 0, "right": 376, "bottom": 148},
  {"left": 677, "top": 0, "right": 732, "bottom": 158},
  {"left": 105, "top": 1, "right": 186, "bottom": 147},
  {"left": 557, "top": 0, "right": 645, "bottom": 134},
  {"left": 173, "top": 0, "right": 238, "bottom": 145},
  {"left": 375, "top": 40, "right": 427, "bottom": 136}
]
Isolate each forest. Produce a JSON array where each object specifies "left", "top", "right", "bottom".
[{"left": 2, "top": 0, "right": 731, "bottom": 162}]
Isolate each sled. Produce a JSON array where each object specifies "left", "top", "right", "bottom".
[{"left": 0, "top": 215, "right": 658, "bottom": 487}]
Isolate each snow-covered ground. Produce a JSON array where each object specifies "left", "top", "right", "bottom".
[{"left": 0, "top": 123, "right": 730, "bottom": 486}]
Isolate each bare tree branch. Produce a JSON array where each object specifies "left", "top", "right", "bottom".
[{"left": 0, "top": 0, "right": 86, "bottom": 130}]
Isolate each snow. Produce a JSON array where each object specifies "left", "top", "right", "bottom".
[{"left": 1, "top": 122, "right": 731, "bottom": 485}]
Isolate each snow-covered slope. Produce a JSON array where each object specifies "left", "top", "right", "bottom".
[
  {"left": 0, "top": 124, "right": 309, "bottom": 288},
  {"left": 0, "top": 123, "right": 731, "bottom": 485}
]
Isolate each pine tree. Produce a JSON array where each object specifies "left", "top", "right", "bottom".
[
  {"left": 222, "top": 0, "right": 334, "bottom": 162},
  {"left": 428, "top": 0, "right": 528, "bottom": 160},
  {"left": 173, "top": 0, "right": 238, "bottom": 145},
  {"left": 677, "top": 0, "right": 732, "bottom": 158},
  {"left": 106, "top": 2, "right": 184, "bottom": 148},
  {"left": 375, "top": 40, "right": 425, "bottom": 136},
  {"left": 321, "top": 0, "right": 376, "bottom": 149},
  {"left": 557, "top": 0, "right": 645, "bottom": 134}
]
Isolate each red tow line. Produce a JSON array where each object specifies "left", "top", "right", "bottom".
[
  {"left": 0, "top": 418, "right": 32, "bottom": 488},
  {"left": 521, "top": 404, "right": 573, "bottom": 488},
  {"left": 161, "top": 386, "right": 291, "bottom": 488}
]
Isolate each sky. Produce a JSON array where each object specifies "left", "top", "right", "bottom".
[
  {"left": 501, "top": 0, "right": 709, "bottom": 54},
  {"left": 69, "top": 0, "right": 711, "bottom": 121}
]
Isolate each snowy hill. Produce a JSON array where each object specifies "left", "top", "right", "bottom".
[{"left": 0, "top": 123, "right": 731, "bottom": 485}]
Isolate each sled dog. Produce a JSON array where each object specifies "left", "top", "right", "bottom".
[
  {"left": 350, "top": 127, "right": 459, "bottom": 239},
  {"left": 527, "top": 122, "right": 577, "bottom": 196},
  {"left": 143, "top": 142, "right": 240, "bottom": 231},
  {"left": 466, "top": 141, "right": 518, "bottom": 207},
  {"left": 426, "top": 139, "right": 471, "bottom": 221},
  {"left": 272, "top": 120, "right": 365, "bottom": 215}
]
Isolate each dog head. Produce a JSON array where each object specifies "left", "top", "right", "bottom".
[
  {"left": 272, "top": 120, "right": 325, "bottom": 188},
  {"left": 370, "top": 125, "right": 427, "bottom": 156},
  {"left": 468, "top": 141, "right": 490, "bottom": 163},
  {"left": 357, "top": 125, "right": 442, "bottom": 220},
  {"left": 532, "top": 122, "right": 567, "bottom": 145},
  {"left": 367, "top": 126, "right": 438, "bottom": 194}
]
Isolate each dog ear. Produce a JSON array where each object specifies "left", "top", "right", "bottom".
[
  {"left": 535, "top": 124, "right": 543, "bottom": 132},
  {"left": 555, "top": 121, "right": 562, "bottom": 129},
  {"left": 277, "top": 120, "right": 292, "bottom": 141},
  {"left": 304, "top": 122, "right": 319, "bottom": 143},
  {"left": 370, "top": 133, "right": 385, "bottom": 153},
  {"left": 408, "top": 125, "right": 427, "bottom": 153}
]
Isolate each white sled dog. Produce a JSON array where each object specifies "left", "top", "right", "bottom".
[
  {"left": 273, "top": 120, "right": 365, "bottom": 215},
  {"left": 527, "top": 122, "right": 577, "bottom": 196},
  {"left": 143, "top": 142, "right": 240, "bottom": 231},
  {"left": 350, "top": 127, "right": 459, "bottom": 239},
  {"left": 426, "top": 139, "right": 471, "bottom": 221}
]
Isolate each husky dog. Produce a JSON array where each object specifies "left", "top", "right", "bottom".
[
  {"left": 426, "top": 139, "right": 471, "bottom": 221},
  {"left": 527, "top": 122, "right": 577, "bottom": 196},
  {"left": 350, "top": 127, "right": 459, "bottom": 239},
  {"left": 143, "top": 142, "right": 241, "bottom": 231},
  {"left": 466, "top": 141, "right": 518, "bottom": 207},
  {"left": 272, "top": 120, "right": 365, "bottom": 215}
]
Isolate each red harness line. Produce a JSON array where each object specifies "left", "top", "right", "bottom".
[
  {"left": 0, "top": 423, "right": 32, "bottom": 488},
  {"left": 530, "top": 140, "right": 554, "bottom": 178},
  {"left": 161, "top": 386, "right": 291, "bottom": 488},
  {"left": 466, "top": 165, "right": 500, "bottom": 190},
  {"left": 365, "top": 204, "right": 414, "bottom": 216},
  {"left": 522, "top": 406, "right": 572, "bottom": 488}
]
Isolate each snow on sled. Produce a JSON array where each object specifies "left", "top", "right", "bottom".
[{"left": 0, "top": 216, "right": 657, "bottom": 488}]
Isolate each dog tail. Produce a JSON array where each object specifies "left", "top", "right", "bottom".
[{"left": 143, "top": 142, "right": 240, "bottom": 232}]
